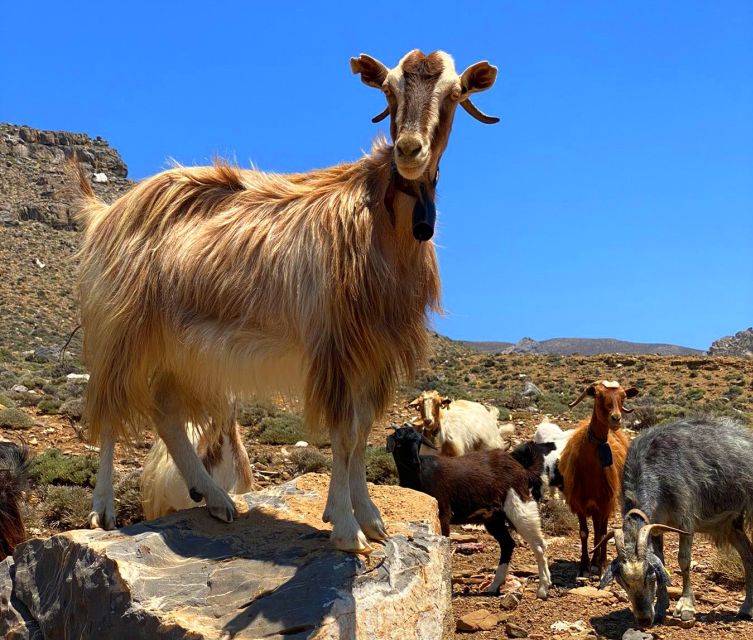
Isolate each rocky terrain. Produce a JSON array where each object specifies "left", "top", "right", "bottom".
[
  {"left": 709, "top": 328, "right": 753, "bottom": 358},
  {"left": 463, "top": 337, "right": 702, "bottom": 356},
  {"left": 2, "top": 124, "right": 753, "bottom": 639}
]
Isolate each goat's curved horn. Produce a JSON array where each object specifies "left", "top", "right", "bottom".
[
  {"left": 460, "top": 98, "right": 500, "bottom": 124},
  {"left": 593, "top": 529, "right": 626, "bottom": 562},
  {"left": 371, "top": 106, "right": 390, "bottom": 123},
  {"left": 637, "top": 523, "right": 690, "bottom": 559},
  {"left": 621, "top": 406, "right": 635, "bottom": 414},
  {"left": 568, "top": 383, "right": 596, "bottom": 408}
]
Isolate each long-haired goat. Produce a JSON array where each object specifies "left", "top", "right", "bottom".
[
  {"left": 0, "top": 441, "right": 30, "bottom": 561},
  {"left": 387, "top": 426, "right": 552, "bottom": 597},
  {"left": 140, "top": 409, "right": 253, "bottom": 520},
  {"left": 408, "top": 390, "right": 513, "bottom": 455},
  {"left": 557, "top": 380, "right": 638, "bottom": 577},
  {"left": 75, "top": 50, "right": 499, "bottom": 552},
  {"left": 598, "top": 417, "right": 753, "bottom": 628}
]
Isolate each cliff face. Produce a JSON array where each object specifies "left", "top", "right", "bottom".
[
  {"left": 708, "top": 328, "right": 753, "bottom": 358},
  {"left": 0, "top": 123, "right": 132, "bottom": 229}
]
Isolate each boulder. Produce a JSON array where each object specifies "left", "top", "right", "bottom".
[{"left": 1, "top": 474, "right": 451, "bottom": 640}]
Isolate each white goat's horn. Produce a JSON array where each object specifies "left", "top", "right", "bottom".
[
  {"left": 371, "top": 106, "right": 390, "bottom": 123},
  {"left": 637, "top": 523, "right": 690, "bottom": 559},
  {"left": 593, "top": 528, "right": 626, "bottom": 562},
  {"left": 460, "top": 98, "right": 499, "bottom": 124}
]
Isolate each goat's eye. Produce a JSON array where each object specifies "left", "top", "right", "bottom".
[
  {"left": 383, "top": 86, "right": 392, "bottom": 97},
  {"left": 449, "top": 90, "right": 461, "bottom": 102}
]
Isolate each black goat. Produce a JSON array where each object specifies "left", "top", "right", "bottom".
[
  {"left": 387, "top": 426, "right": 552, "bottom": 597},
  {"left": 0, "top": 441, "right": 30, "bottom": 561}
]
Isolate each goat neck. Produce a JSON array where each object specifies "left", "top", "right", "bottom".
[{"left": 393, "top": 453, "right": 425, "bottom": 491}]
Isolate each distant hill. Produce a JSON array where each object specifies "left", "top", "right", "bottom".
[{"left": 459, "top": 336, "right": 703, "bottom": 356}]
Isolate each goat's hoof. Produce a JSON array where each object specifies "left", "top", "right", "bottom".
[
  {"left": 331, "top": 523, "right": 372, "bottom": 555},
  {"left": 87, "top": 510, "right": 116, "bottom": 530},
  {"left": 536, "top": 585, "right": 550, "bottom": 600},
  {"left": 206, "top": 489, "right": 237, "bottom": 523},
  {"left": 358, "top": 516, "right": 388, "bottom": 541}
]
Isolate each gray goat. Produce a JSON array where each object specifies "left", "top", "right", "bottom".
[{"left": 598, "top": 416, "right": 753, "bottom": 628}]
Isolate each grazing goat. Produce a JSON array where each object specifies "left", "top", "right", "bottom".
[
  {"left": 75, "top": 50, "right": 499, "bottom": 552},
  {"left": 557, "top": 380, "right": 638, "bottom": 577},
  {"left": 140, "top": 409, "right": 253, "bottom": 520},
  {"left": 0, "top": 441, "right": 29, "bottom": 561},
  {"left": 533, "top": 419, "right": 575, "bottom": 501},
  {"left": 598, "top": 417, "right": 753, "bottom": 628},
  {"left": 408, "top": 390, "right": 513, "bottom": 455},
  {"left": 387, "top": 426, "right": 552, "bottom": 597}
]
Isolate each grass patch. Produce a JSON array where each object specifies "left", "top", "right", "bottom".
[
  {"left": 711, "top": 545, "right": 745, "bottom": 585},
  {"left": 37, "top": 398, "right": 61, "bottom": 414},
  {"left": 0, "top": 392, "right": 16, "bottom": 408},
  {"left": 28, "top": 449, "right": 99, "bottom": 487},
  {"left": 258, "top": 414, "right": 307, "bottom": 445},
  {"left": 0, "top": 407, "right": 33, "bottom": 429},
  {"left": 288, "top": 448, "right": 331, "bottom": 475},
  {"left": 365, "top": 447, "right": 398, "bottom": 485},
  {"left": 536, "top": 392, "right": 570, "bottom": 416},
  {"left": 540, "top": 496, "right": 578, "bottom": 537},
  {"left": 40, "top": 485, "right": 91, "bottom": 530}
]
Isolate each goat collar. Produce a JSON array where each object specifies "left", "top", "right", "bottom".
[
  {"left": 385, "top": 160, "right": 439, "bottom": 242},
  {"left": 587, "top": 426, "right": 608, "bottom": 445},
  {"left": 625, "top": 508, "right": 651, "bottom": 524}
]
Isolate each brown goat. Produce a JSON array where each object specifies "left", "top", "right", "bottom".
[
  {"left": 0, "top": 442, "right": 29, "bottom": 561},
  {"left": 75, "top": 50, "right": 499, "bottom": 552},
  {"left": 557, "top": 380, "right": 638, "bottom": 577}
]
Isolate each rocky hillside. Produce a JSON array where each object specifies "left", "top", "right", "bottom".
[
  {"left": 0, "top": 123, "right": 131, "bottom": 229},
  {"left": 463, "top": 336, "right": 702, "bottom": 356},
  {"left": 709, "top": 327, "right": 753, "bottom": 358}
]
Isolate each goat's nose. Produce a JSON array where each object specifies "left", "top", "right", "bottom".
[
  {"left": 610, "top": 413, "right": 621, "bottom": 424},
  {"left": 423, "top": 418, "right": 433, "bottom": 427},
  {"left": 636, "top": 616, "right": 653, "bottom": 629},
  {"left": 396, "top": 136, "right": 423, "bottom": 159}
]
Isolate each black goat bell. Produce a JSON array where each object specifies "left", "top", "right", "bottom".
[
  {"left": 597, "top": 442, "right": 613, "bottom": 467},
  {"left": 412, "top": 184, "right": 436, "bottom": 242}
]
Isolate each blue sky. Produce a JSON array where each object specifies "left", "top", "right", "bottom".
[{"left": 2, "top": 2, "right": 751, "bottom": 349}]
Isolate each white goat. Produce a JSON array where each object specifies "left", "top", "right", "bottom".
[
  {"left": 533, "top": 419, "right": 575, "bottom": 501},
  {"left": 408, "top": 390, "right": 513, "bottom": 456},
  {"left": 140, "top": 412, "right": 253, "bottom": 520}
]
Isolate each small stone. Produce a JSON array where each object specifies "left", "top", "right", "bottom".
[
  {"left": 450, "top": 533, "right": 478, "bottom": 543},
  {"left": 511, "top": 564, "right": 538, "bottom": 577},
  {"left": 569, "top": 586, "right": 615, "bottom": 601},
  {"left": 456, "top": 609, "right": 498, "bottom": 632},
  {"left": 29, "top": 437, "right": 38, "bottom": 446},
  {"left": 293, "top": 440, "right": 308, "bottom": 447},
  {"left": 521, "top": 381, "right": 541, "bottom": 398},
  {"left": 499, "top": 591, "right": 521, "bottom": 610},
  {"left": 454, "top": 542, "right": 484, "bottom": 555},
  {"left": 11, "top": 384, "right": 28, "bottom": 394},
  {"left": 505, "top": 622, "right": 528, "bottom": 638},
  {"left": 667, "top": 616, "right": 696, "bottom": 629},
  {"left": 92, "top": 172, "right": 108, "bottom": 183},
  {"left": 550, "top": 620, "right": 586, "bottom": 634},
  {"left": 622, "top": 629, "right": 654, "bottom": 639},
  {"left": 66, "top": 373, "right": 90, "bottom": 382}
]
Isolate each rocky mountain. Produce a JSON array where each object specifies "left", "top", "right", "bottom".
[
  {"left": 462, "top": 336, "right": 702, "bottom": 356},
  {"left": 709, "top": 328, "right": 753, "bottom": 358},
  {"left": 0, "top": 123, "right": 132, "bottom": 229}
]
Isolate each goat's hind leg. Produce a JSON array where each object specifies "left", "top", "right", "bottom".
[
  {"left": 484, "top": 514, "right": 515, "bottom": 593},
  {"left": 348, "top": 410, "right": 387, "bottom": 541},
  {"left": 673, "top": 533, "right": 696, "bottom": 621},
  {"left": 88, "top": 423, "right": 116, "bottom": 529},
  {"left": 152, "top": 383, "right": 235, "bottom": 523},
  {"left": 730, "top": 517, "right": 753, "bottom": 619},
  {"left": 504, "top": 490, "right": 551, "bottom": 598}
]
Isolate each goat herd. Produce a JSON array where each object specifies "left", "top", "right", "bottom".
[
  {"left": 0, "top": 48, "right": 750, "bottom": 635},
  {"left": 391, "top": 380, "right": 753, "bottom": 629}
]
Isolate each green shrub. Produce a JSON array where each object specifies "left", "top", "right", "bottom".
[
  {"left": 37, "top": 398, "right": 61, "bottom": 414},
  {"left": 365, "top": 447, "right": 397, "bottom": 485},
  {"left": 114, "top": 470, "right": 144, "bottom": 526},
  {"left": 59, "top": 398, "right": 84, "bottom": 420},
  {"left": 258, "top": 414, "right": 307, "bottom": 445},
  {"left": 237, "top": 400, "right": 278, "bottom": 426},
  {"left": 288, "top": 448, "right": 331, "bottom": 475},
  {"left": 0, "top": 407, "right": 33, "bottom": 429},
  {"left": 536, "top": 392, "right": 569, "bottom": 416},
  {"left": 28, "top": 449, "right": 99, "bottom": 487},
  {"left": 0, "top": 392, "right": 16, "bottom": 408},
  {"left": 40, "top": 485, "right": 91, "bottom": 530}
]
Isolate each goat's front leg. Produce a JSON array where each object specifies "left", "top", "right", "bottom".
[
  {"left": 730, "top": 520, "right": 753, "bottom": 619},
  {"left": 578, "top": 514, "right": 590, "bottom": 578},
  {"left": 88, "top": 423, "right": 116, "bottom": 529},
  {"left": 348, "top": 411, "right": 387, "bottom": 541},
  {"left": 652, "top": 534, "right": 670, "bottom": 623},
  {"left": 323, "top": 426, "right": 371, "bottom": 553},
  {"left": 673, "top": 533, "right": 696, "bottom": 622},
  {"left": 484, "top": 514, "right": 515, "bottom": 593}
]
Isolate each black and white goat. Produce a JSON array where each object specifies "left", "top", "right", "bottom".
[
  {"left": 597, "top": 417, "right": 753, "bottom": 628},
  {"left": 387, "top": 426, "right": 552, "bottom": 597}
]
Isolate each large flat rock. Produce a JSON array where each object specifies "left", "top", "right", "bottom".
[{"left": 1, "top": 474, "right": 451, "bottom": 640}]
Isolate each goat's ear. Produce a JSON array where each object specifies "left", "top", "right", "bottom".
[
  {"left": 625, "top": 387, "right": 639, "bottom": 399},
  {"left": 350, "top": 54, "right": 388, "bottom": 89},
  {"left": 407, "top": 398, "right": 420, "bottom": 410},
  {"left": 599, "top": 560, "right": 619, "bottom": 589},
  {"left": 648, "top": 553, "right": 671, "bottom": 587},
  {"left": 440, "top": 398, "right": 452, "bottom": 409},
  {"left": 460, "top": 61, "right": 498, "bottom": 95}
]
